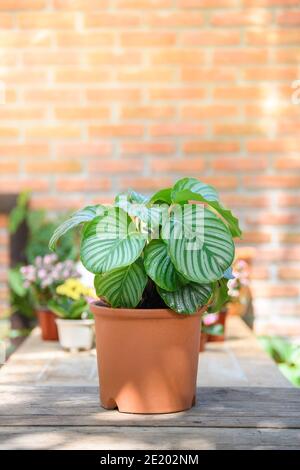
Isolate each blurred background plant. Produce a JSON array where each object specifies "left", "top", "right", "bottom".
[
  {"left": 9, "top": 192, "right": 79, "bottom": 264},
  {"left": 20, "top": 255, "right": 80, "bottom": 308},
  {"left": 48, "top": 279, "right": 97, "bottom": 320},
  {"left": 228, "top": 260, "right": 250, "bottom": 302},
  {"left": 202, "top": 313, "right": 224, "bottom": 337},
  {"left": 3, "top": 192, "right": 80, "bottom": 349},
  {"left": 260, "top": 336, "right": 300, "bottom": 388}
]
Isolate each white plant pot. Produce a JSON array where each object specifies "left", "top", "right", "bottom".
[{"left": 55, "top": 318, "right": 95, "bottom": 352}]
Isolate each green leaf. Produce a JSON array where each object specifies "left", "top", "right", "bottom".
[
  {"left": 49, "top": 205, "right": 105, "bottom": 251},
  {"left": 115, "top": 189, "right": 149, "bottom": 205},
  {"left": 115, "top": 194, "right": 162, "bottom": 233},
  {"left": 149, "top": 187, "right": 172, "bottom": 205},
  {"left": 69, "top": 298, "right": 89, "bottom": 319},
  {"left": 172, "top": 188, "right": 242, "bottom": 238},
  {"left": 8, "top": 191, "right": 31, "bottom": 234},
  {"left": 259, "top": 336, "right": 295, "bottom": 364},
  {"left": 202, "top": 323, "right": 224, "bottom": 336},
  {"left": 47, "top": 299, "right": 67, "bottom": 318},
  {"left": 172, "top": 177, "right": 219, "bottom": 202},
  {"left": 279, "top": 364, "right": 300, "bottom": 387},
  {"left": 144, "top": 239, "right": 184, "bottom": 291},
  {"left": 81, "top": 207, "right": 146, "bottom": 274},
  {"left": 207, "top": 278, "right": 230, "bottom": 313},
  {"left": 8, "top": 268, "right": 27, "bottom": 297},
  {"left": 157, "top": 283, "right": 212, "bottom": 314},
  {"left": 94, "top": 259, "right": 148, "bottom": 308},
  {"left": 162, "top": 205, "right": 235, "bottom": 284}
]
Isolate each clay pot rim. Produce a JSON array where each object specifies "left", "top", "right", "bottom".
[
  {"left": 36, "top": 308, "right": 55, "bottom": 314},
  {"left": 90, "top": 301, "right": 207, "bottom": 320}
]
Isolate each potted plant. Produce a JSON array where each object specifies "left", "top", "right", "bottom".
[
  {"left": 20, "top": 254, "right": 80, "bottom": 340},
  {"left": 200, "top": 314, "right": 224, "bottom": 352},
  {"left": 48, "top": 278, "right": 96, "bottom": 351},
  {"left": 227, "top": 259, "right": 250, "bottom": 316},
  {"left": 8, "top": 192, "right": 80, "bottom": 344},
  {"left": 50, "top": 177, "right": 241, "bottom": 413},
  {"left": 206, "top": 259, "right": 250, "bottom": 342}
]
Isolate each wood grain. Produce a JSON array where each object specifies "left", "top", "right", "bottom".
[
  {"left": 0, "top": 317, "right": 296, "bottom": 450},
  {"left": 1, "top": 426, "right": 299, "bottom": 450}
]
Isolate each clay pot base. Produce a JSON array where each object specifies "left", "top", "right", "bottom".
[
  {"left": 100, "top": 395, "right": 197, "bottom": 415},
  {"left": 91, "top": 303, "right": 206, "bottom": 414}
]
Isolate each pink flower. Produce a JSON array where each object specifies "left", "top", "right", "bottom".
[
  {"left": 203, "top": 313, "right": 219, "bottom": 326},
  {"left": 44, "top": 254, "right": 55, "bottom": 265},
  {"left": 35, "top": 256, "right": 42, "bottom": 266},
  {"left": 37, "top": 269, "right": 47, "bottom": 280}
]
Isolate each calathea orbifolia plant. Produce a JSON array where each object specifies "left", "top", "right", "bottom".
[{"left": 49, "top": 177, "right": 242, "bottom": 314}]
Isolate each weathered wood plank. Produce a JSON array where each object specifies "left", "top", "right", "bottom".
[
  {"left": 3, "top": 415, "right": 300, "bottom": 429},
  {"left": 1, "top": 386, "right": 299, "bottom": 427},
  {"left": 0, "top": 317, "right": 295, "bottom": 450},
  {"left": 0, "top": 318, "right": 290, "bottom": 388},
  {"left": 0, "top": 426, "right": 299, "bottom": 450}
]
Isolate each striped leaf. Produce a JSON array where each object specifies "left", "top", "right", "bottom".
[
  {"left": 115, "top": 189, "right": 149, "bottom": 205},
  {"left": 172, "top": 177, "right": 219, "bottom": 202},
  {"left": 81, "top": 207, "right": 146, "bottom": 274},
  {"left": 144, "top": 239, "right": 184, "bottom": 292},
  {"left": 94, "top": 260, "right": 148, "bottom": 308},
  {"left": 49, "top": 205, "right": 105, "bottom": 251},
  {"left": 162, "top": 205, "right": 235, "bottom": 284},
  {"left": 157, "top": 283, "right": 212, "bottom": 315},
  {"left": 115, "top": 195, "right": 162, "bottom": 233},
  {"left": 172, "top": 186, "right": 242, "bottom": 238}
]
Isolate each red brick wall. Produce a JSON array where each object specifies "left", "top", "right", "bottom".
[
  {"left": 0, "top": 215, "right": 9, "bottom": 317},
  {"left": 0, "top": 0, "right": 300, "bottom": 334}
]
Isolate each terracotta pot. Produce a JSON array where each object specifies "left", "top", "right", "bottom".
[
  {"left": 199, "top": 331, "right": 207, "bottom": 352},
  {"left": 37, "top": 309, "right": 58, "bottom": 341},
  {"left": 207, "top": 309, "right": 227, "bottom": 343},
  {"left": 91, "top": 302, "right": 207, "bottom": 414}
]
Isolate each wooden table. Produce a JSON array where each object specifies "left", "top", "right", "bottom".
[{"left": 1, "top": 317, "right": 299, "bottom": 450}]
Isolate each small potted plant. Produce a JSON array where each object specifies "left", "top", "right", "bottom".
[
  {"left": 20, "top": 254, "right": 80, "bottom": 340},
  {"left": 227, "top": 259, "right": 250, "bottom": 316},
  {"left": 206, "top": 259, "right": 250, "bottom": 342},
  {"left": 200, "top": 314, "right": 224, "bottom": 352},
  {"left": 50, "top": 177, "right": 241, "bottom": 413},
  {"left": 48, "top": 278, "right": 96, "bottom": 351}
]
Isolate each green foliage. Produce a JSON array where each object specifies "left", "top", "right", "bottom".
[
  {"left": 49, "top": 205, "right": 105, "bottom": 251},
  {"left": 8, "top": 267, "right": 35, "bottom": 318},
  {"left": 94, "top": 259, "right": 148, "bottom": 309},
  {"left": 259, "top": 336, "right": 300, "bottom": 387},
  {"left": 171, "top": 186, "right": 242, "bottom": 238},
  {"left": 8, "top": 191, "right": 30, "bottom": 234},
  {"left": 48, "top": 297, "right": 92, "bottom": 320},
  {"left": 150, "top": 187, "right": 172, "bottom": 205},
  {"left": 202, "top": 323, "right": 224, "bottom": 336},
  {"left": 144, "top": 239, "right": 185, "bottom": 291},
  {"left": 50, "top": 177, "right": 241, "bottom": 313},
  {"left": 207, "top": 278, "right": 230, "bottom": 314},
  {"left": 157, "top": 283, "right": 212, "bottom": 315},
  {"left": 8, "top": 192, "right": 79, "bottom": 320},
  {"left": 161, "top": 206, "right": 235, "bottom": 283},
  {"left": 26, "top": 210, "right": 78, "bottom": 263},
  {"left": 81, "top": 208, "right": 146, "bottom": 274},
  {"left": 9, "top": 192, "right": 79, "bottom": 263}
]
